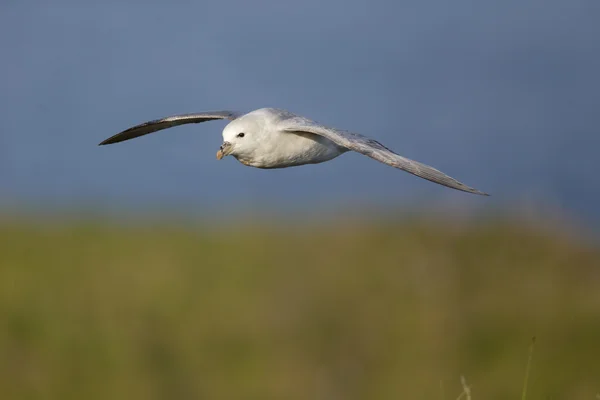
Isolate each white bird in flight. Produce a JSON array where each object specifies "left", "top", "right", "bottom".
[{"left": 100, "top": 108, "right": 488, "bottom": 196}]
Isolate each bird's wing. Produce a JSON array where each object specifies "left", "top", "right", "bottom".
[
  {"left": 281, "top": 118, "right": 489, "bottom": 196},
  {"left": 99, "top": 111, "right": 240, "bottom": 145}
]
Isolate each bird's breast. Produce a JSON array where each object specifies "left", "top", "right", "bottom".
[{"left": 241, "top": 131, "right": 345, "bottom": 169}]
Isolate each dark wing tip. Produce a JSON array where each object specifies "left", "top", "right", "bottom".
[
  {"left": 464, "top": 184, "right": 490, "bottom": 196},
  {"left": 98, "top": 137, "right": 115, "bottom": 146},
  {"left": 98, "top": 132, "right": 130, "bottom": 146},
  {"left": 98, "top": 120, "right": 160, "bottom": 146},
  {"left": 455, "top": 184, "right": 490, "bottom": 196},
  {"left": 459, "top": 183, "right": 490, "bottom": 196}
]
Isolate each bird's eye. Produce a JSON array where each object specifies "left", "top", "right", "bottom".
[{"left": 237, "top": 132, "right": 245, "bottom": 138}]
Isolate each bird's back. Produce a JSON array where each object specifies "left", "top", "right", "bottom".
[{"left": 234, "top": 108, "right": 345, "bottom": 169}]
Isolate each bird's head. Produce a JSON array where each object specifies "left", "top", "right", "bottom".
[{"left": 217, "top": 117, "right": 262, "bottom": 161}]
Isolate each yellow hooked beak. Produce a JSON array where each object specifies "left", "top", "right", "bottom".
[{"left": 216, "top": 142, "right": 233, "bottom": 160}]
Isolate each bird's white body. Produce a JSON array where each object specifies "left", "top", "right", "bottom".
[{"left": 222, "top": 108, "right": 346, "bottom": 168}]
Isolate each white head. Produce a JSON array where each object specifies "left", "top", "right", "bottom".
[{"left": 216, "top": 115, "right": 264, "bottom": 162}]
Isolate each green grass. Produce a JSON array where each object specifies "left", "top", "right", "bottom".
[
  {"left": 521, "top": 337, "right": 535, "bottom": 400},
  {"left": 0, "top": 215, "right": 599, "bottom": 399}
]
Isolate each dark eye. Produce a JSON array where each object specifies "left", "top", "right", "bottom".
[{"left": 237, "top": 132, "right": 245, "bottom": 138}]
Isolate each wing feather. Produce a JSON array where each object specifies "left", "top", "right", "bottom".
[
  {"left": 99, "top": 111, "right": 240, "bottom": 145},
  {"left": 282, "top": 118, "right": 489, "bottom": 196}
]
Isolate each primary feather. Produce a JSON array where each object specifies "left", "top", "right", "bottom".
[{"left": 99, "top": 111, "right": 239, "bottom": 145}]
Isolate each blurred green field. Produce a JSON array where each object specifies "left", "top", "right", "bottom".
[{"left": 1, "top": 215, "right": 599, "bottom": 399}]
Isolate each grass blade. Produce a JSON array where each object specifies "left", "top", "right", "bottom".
[{"left": 521, "top": 336, "right": 536, "bottom": 400}]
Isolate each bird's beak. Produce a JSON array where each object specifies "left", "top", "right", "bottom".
[{"left": 216, "top": 141, "right": 233, "bottom": 160}]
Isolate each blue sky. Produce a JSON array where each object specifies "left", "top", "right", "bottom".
[{"left": 1, "top": 0, "right": 599, "bottom": 222}]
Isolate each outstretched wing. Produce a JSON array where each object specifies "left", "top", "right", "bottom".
[
  {"left": 99, "top": 111, "right": 240, "bottom": 145},
  {"left": 281, "top": 118, "right": 489, "bottom": 196}
]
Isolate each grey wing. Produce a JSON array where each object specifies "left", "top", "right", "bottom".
[
  {"left": 99, "top": 111, "right": 240, "bottom": 145},
  {"left": 282, "top": 119, "right": 489, "bottom": 196}
]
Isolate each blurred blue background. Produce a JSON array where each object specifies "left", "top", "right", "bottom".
[{"left": 1, "top": 0, "right": 599, "bottom": 222}]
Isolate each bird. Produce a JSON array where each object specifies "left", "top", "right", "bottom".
[{"left": 99, "top": 107, "right": 488, "bottom": 196}]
